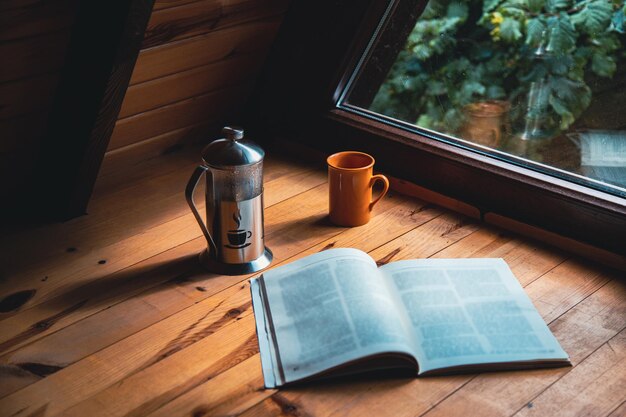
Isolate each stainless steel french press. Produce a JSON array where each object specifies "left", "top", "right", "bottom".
[{"left": 185, "top": 126, "right": 272, "bottom": 275}]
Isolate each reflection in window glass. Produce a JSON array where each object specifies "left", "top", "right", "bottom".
[{"left": 348, "top": 0, "right": 626, "bottom": 193}]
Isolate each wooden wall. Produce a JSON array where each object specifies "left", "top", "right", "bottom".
[
  {"left": 0, "top": 0, "right": 289, "bottom": 201},
  {"left": 100, "top": 0, "right": 290, "bottom": 177},
  {"left": 0, "top": 0, "right": 80, "bottom": 202}
]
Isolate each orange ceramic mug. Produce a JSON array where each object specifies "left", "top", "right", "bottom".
[{"left": 327, "top": 151, "right": 390, "bottom": 227}]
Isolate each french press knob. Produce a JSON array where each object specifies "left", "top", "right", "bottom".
[{"left": 185, "top": 126, "right": 272, "bottom": 275}]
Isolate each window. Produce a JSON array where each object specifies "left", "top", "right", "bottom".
[
  {"left": 340, "top": 0, "right": 626, "bottom": 197},
  {"left": 247, "top": 0, "right": 626, "bottom": 254}
]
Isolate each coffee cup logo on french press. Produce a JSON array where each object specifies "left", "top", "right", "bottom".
[{"left": 185, "top": 126, "right": 272, "bottom": 275}]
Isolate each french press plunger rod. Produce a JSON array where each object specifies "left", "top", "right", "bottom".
[{"left": 185, "top": 126, "right": 272, "bottom": 275}]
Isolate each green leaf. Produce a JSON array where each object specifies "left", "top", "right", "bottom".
[
  {"left": 483, "top": 0, "right": 503, "bottom": 14},
  {"left": 548, "top": 76, "right": 591, "bottom": 118},
  {"left": 595, "top": 33, "right": 621, "bottom": 51},
  {"left": 447, "top": 2, "right": 469, "bottom": 21},
  {"left": 527, "top": 0, "right": 546, "bottom": 13},
  {"left": 526, "top": 18, "right": 547, "bottom": 46},
  {"left": 547, "top": 16, "right": 577, "bottom": 53},
  {"left": 549, "top": 95, "right": 576, "bottom": 129},
  {"left": 591, "top": 52, "right": 616, "bottom": 76},
  {"left": 462, "top": 81, "right": 486, "bottom": 96},
  {"left": 500, "top": 2, "right": 527, "bottom": 19},
  {"left": 545, "top": 0, "right": 571, "bottom": 13},
  {"left": 548, "top": 55, "right": 573, "bottom": 75},
  {"left": 571, "top": 0, "right": 613, "bottom": 35},
  {"left": 500, "top": 18, "right": 523, "bottom": 42}
]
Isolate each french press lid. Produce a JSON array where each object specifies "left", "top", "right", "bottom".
[{"left": 201, "top": 126, "right": 264, "bottom": 168}]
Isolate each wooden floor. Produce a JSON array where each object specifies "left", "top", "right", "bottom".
[{"left": 0, "top": 146, "right": 624, "bottom": 417}]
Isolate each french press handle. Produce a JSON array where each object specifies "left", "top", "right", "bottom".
[{"left": 185, "top": 165, "right": 218, "bottom": 256}]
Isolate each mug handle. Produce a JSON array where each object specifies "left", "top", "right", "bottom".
[
  {"left": 369, "top": 174, "right": 390, "bottom": 210},
  {"left": 247, "top": 231, "right": 252, "bottom": 238},
  {"left": 185, "top": 165, "right": 217, "bottom": 255}
]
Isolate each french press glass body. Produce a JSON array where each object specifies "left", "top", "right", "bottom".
[{"left": 185, "top": 126, "right": 272, "bottom": 275}]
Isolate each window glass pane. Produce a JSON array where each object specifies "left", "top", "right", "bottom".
[{"left": 343, "top": 0, "right": 626, "bottom": 196}]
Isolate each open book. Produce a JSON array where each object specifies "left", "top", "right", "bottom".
[{"left": 250, "top": 248, "right": 569, "bottom": 388}]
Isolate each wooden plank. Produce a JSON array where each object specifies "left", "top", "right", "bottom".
[
  {"left": 141, "top": 0, "right": 289, "bottom": 49},
  {"left": 513, "top": 327, "right": 626, "bottom": 417},
  {"left": 0, "top": 73, "right": 59, "bottom": 120},
  {"left": 0, "top": 0, "right": 78, "bottom": 41},
  {"left": 523, "top": 259, "right": 608, "bottom": 324},
  {"left": 431, "top": 227, "right": 568, "bottom": 288},
  {"left": 0, "top": 160, "right": 323, "bottom": 334},
  {"left": 153, "top": 0, "right": 200, "bottom": 10},
  {"left": 0, "top": 289, "right": 258, "bottom": 417},
  {"left": 0, "top": 193, "right": 435, "bottom": 414},
  {"left": 119, "top": 52, "right": 268, "bottom": 118},
  {"left": 94, "top": 142, "right": 202, "bottom": 198},
  {"left": 390, "top": 176, "right": 480, "bottom": 220},
  {"left": 485, "top": 213, "right": 626, "bottom": 271},
  {"left": 64, "top": 315, "right": 259, "bottom": 417},
  {"left": 99, "top": 122, "right": 219, "bottom": 179},
  {"left": 0, "top": 148, "right": 241, "bottom": 253},
  {"left": 0, "top": 30, "right": 70, "bottom": 83},
  {"left": 0, "top": 167, "right": 324, "bottom": 361},
  {"left": 0, "top": 191, "right": 429, "bottom": 397},
  {"left": 0, "top": 161, "right": 325, "bottom": 320},
  {"left": 108, "top": 83, "right": 252, "bottom": 150},
  {"left": 146, "top": 354, "right": 275, "bottom": 417},
  {"left": 130, "top": 16, "right": 282, "bottom": 85},
  {"left": 0, "top": 175, "right": 329, "bottom": 399},
  {"left": 0, "top": 151, "right": 315, "bottom": 273}
]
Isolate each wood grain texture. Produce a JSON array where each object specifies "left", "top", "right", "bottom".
[
  {"left": 142, "top": 0, "right": 289, "bottom": 49},
  {"left": 485, "top": 213, "right": 626, "bottom": 271},
  {"left": 0, "top": 162, "right": 323, "bottom": 352},
  {"left": 0, "top": 158, "right": 325, "bottom": 319},
  {"left": 119, "top": 52, "right": 268, "bottom": 118},
  {"left": 100, "top": 121, "right": 220, "bottom": 179},
  {"left": 109, "top": 83, "right": 252, "bottom": 150},
  {"left": 153, "top": 0, "right": 202, "bottom": 10},
  {"left": 104, "top": 2, "right": 287, "bottom": 174},
  {"left": 130, "top": 16, "right": 282, "bottom": 84},
  {"left": 0, "top": 151, "right": 623, "bottom": 417},
  {"left": 0, "top": 193, "right": 430, "bottom": 412},
  {"left": 0, "top": 0, "right": 78, "bottom": 41}
]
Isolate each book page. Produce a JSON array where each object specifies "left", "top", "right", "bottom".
[
  {"left": 260, "top": 248, "right": 416, "bottom": 385},
  {"left": 380, "top": 258, "right": 569, "bottom": 374}
]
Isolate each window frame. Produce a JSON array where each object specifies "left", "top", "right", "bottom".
[{"left": 245, "top": 0, "right": 626, "bottom": 255}]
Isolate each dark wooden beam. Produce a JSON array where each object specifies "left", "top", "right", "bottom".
[{"left": 33, "top": 0, "right": 155, "bottom": 220}]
